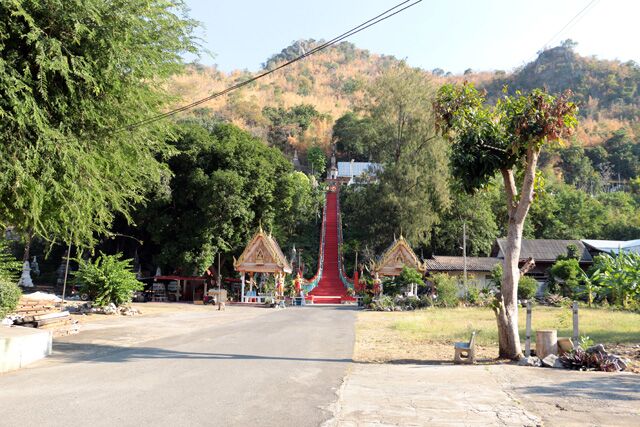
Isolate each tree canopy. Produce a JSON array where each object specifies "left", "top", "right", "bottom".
[
  {"left": 340, "top": 65, "right": 450, "bottom": 259},
  {"left": 0, "top": 0, "right": 198, "bottom": 247},
  {"left": 137, "top": 122, "right": 321, "bottom": 275}
]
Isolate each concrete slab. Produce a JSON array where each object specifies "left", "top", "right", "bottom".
[
  {"left": 324, "top": 364, "right": 541, "bottom": 426},
  {"left": 1, "top": 325, "right": 52, "bottom": 373},
  {"left": 324, "top": 363, "right": 640, "bottom": 427}
]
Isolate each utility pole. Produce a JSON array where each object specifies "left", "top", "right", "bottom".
[
  {"left": 462, "top": 222, "right": 467, "bottom": 288},
  {"left": 354, "top": 251, "right": 358, "bottom": 275},
  {"left": 61, "top": 241, "right": 72, "bottom": 305}
]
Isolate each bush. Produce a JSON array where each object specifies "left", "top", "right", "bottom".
[
  {"left": 402, "top": 295, "right": 420, "bottom": 310},
  {"left": 419, "top": 294, "right": 434, "bottom": 308},
  {"left": 362, "top": 294, "right": 372, "bottom": 306},
  {"left": 0, "top": 238, "right": 22, "bottom": 318},
  {"left": 518, "top": 276, "right": 538, "bottom": 300},
  {"left": 0, "top": 238, "right": 21, "bottom": 282},
  {"left": 464, "top": 286, "right": 480, "bottom": 305},
  {"left": 73, "top": 253, "right": 143, "bottom": 307},
  {"left": 0, "top": 280, "right": 21, "bottom": 318},
  {"left": 378, "top": 295, "right": 395, "bottom": 309},
  {"left": 432, "top": 273, "right": 459, "bottom": 308},
  {"left": 549, "top": 258, "right": 582, "bottom": 297}
]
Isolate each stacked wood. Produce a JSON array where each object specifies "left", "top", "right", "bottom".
[{"left": 12, "top": 297, "right": 79, "bottom": 337}]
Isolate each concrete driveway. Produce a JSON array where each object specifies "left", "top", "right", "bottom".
[{"left": 0, "top": 305, "right": 356, "bottom": 427}]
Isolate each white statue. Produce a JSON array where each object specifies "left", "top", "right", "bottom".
[{"left": 18, "top": 260, "right": 34, "bottom": 288}]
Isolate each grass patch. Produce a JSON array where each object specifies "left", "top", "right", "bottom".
[{"left": 355, "top": 306, "right": 640, "bottom": 363}]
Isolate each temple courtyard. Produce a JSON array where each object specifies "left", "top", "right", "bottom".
[{"left": 1, "top": 305, "right": 638, "bottom": 426}]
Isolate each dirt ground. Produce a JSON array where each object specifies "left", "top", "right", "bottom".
[
  {"left": 67, "top": 301, "right": 231, "bottom": 325},
  {"left": 354, "top": 309, "right": 640, "bottom": 373}
]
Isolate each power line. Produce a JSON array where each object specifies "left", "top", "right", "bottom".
[
  {"left": 540, "top": 0, "right": 599, "bottom": 51},
  {"left": 113, "top": 0, "right": 422, "bottom": 133}
]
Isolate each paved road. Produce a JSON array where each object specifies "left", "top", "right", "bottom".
[{"left": 0, "top": 305, "right": 355, "bottom": 427}]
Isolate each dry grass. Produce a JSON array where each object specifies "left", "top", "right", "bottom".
[{"left": 354, "top": 306, "right": 640, "bottom": 366}]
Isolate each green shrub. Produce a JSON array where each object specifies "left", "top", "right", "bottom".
[
  {"left": 403, "top": 296, "right": 420, "bottom": 310},
  {"left": 432, "top": 273, "right": 459, "bottom": 308},
  {"left": 73, "top": 253, "right": 143, "bottom": 307},
  {"left": 464, "top": 286, "right": 480, "bottom": 305},
  {"left": 419, "top": 294, "right": 433, "bottom": 308},
  {"left": 0, "top": 280, "right": 21, "bottom": 318},
  {"left": 362, "top": 294, "right": 373, "bottom": 306},
  {"left": 0, "top": 239, "right": 22, "bottom": 318},
  {"left": 374, "top": 295, "right": 395, "bottom": 311},
  {"left": 550, "top": 258, "right": 583, "bottom": 297},
  {"left": 518, "top": 276, "right": 538, "bottom": 300},
  {"left": 518, "top": 276, "right": 539, "bottom": 300},
  {"left": 0, "top": 238, "right": 21, "bottom": 283}
]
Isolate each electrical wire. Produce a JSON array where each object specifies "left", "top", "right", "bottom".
[
  {"left": 540, "top": 0, "right": 599, "bottom": 51},
  {"left": 113, "top": 0, "right": 422, "bottom": 133}
]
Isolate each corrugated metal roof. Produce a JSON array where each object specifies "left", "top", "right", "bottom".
[
  {"left": 425, "top": 256, "right": 501, "bottom": 272},
  {"left": 336, "top": 162, "right": 381, "bottom": 178},
  {"left": 582, "top": 239, "right": 640, "bottom": 255},
  {"left": 494, "top": 239, "right": 592, "bottom": 262}
]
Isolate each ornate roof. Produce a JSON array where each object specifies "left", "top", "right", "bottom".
[
  {"left": 234, "top": 227, "right": 292, "bottom": 274},
  {"left": 374, "top": 235, "right": 425, "bottom": 276}
]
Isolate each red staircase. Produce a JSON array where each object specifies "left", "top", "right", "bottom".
[{"left": 309, "top": 189, "right": 353, "bottom": 304}]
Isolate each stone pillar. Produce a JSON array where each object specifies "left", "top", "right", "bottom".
[{"left": 241, "top": 273, "right": 245, "bottom": 303}]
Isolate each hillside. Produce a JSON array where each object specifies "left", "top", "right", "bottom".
[{"left": 168, "top": 39, "right": 639, "bottom": 152}]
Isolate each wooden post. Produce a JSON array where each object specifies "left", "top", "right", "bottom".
[
  {"left": 525, "top": 301, "right": 532, "bottom": 357},
  {"left": 536, "top": 330, "right": 558, "bottom": 359},
  {"left": 572, "top": 301, "right": 579, "bottom": 346}
]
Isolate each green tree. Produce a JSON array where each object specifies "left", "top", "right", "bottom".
[
  {"left": 527, "top": 182, "right": 605, "bottom": 239},
  {"left": 138, "top": 122, "right": 318, "bottom": 274},
  {"left": 306, "top": 146, "right": 327, "bottom": 177},
  {"left": 435, "top": 84, "right": 577, "bottom": 359},
  {"left": 0, "top": 0, "right": 198, "bottom": 248},
  {"left": 432, "top": 189, "right": 499, "bottom": 256},
  {"left": 332, "top": 112, "right": 377, "bottom": 161},
  {"left": 603, "top": 129, "right": 640, "bottom": 179},
  {"left": 341, "top": 65, "right": 450, "bottom": 255},
  {"left": 559, "top": 144, "right": 602, "bottom": 191},
  {"left": 262, "top": 104, "right": 328, "bottom": 152}
]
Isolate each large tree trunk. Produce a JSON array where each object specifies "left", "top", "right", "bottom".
[
  {"left": 496, "top": 218, "right": 524, "bottom": 359},
  {"left": 496, "top": 148, "right": 539, "bottom": 360}
]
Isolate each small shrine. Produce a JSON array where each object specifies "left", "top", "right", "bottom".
[
  {"left": 233, "top": 227, "right": 292, "bottom": 303},
  {"left": 374, "top": 235, "right": 425, "bottom": 277}
]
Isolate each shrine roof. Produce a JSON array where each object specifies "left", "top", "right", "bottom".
[{"left": 234, "top": 228, "right": 292, "bottom": 274}]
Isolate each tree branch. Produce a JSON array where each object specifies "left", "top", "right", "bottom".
[
  {"left": 501, "top": 168, "right": 517, "bottom": 218},
  {"left": 515, "top": 147, "right": 540, "bottom": 224}
]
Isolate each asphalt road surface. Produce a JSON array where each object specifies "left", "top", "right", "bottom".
[{"left": 0, "top": 305, "right": 356, "bottom": 426}]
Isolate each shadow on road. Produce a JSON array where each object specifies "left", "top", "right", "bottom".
[
  {"left": 516, "top": 375, "right": 640, "bottom": 401},
  {"left": 51, "top": 342, "right": 354, "bottom": 364}
]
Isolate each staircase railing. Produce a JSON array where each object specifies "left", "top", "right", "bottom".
[
  {"left": 302, "top": 191, "right": 327, "bottom": 293},
  {"left": 336, "top": 189, "right": 354, "bottom": 290}
]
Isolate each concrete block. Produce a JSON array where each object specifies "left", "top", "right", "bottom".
[{"left": 0, "top": 326, "right": 52, "bottom": 373}]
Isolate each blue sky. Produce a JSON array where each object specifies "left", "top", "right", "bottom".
[{"left": 183, "top": 0, "right": 638, "bottom": 74}]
